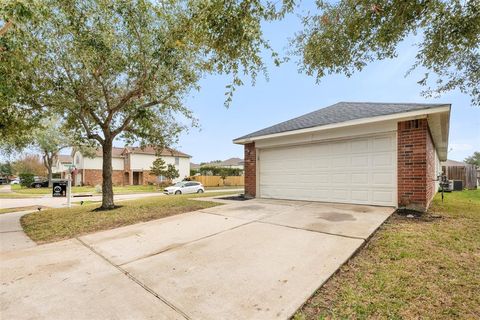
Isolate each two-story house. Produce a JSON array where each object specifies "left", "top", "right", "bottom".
[
  {"left": 52, "top": 155, "right": 73, "bottom": 179},
  {"left": 72, "top": 146, "right": 190, "bottom": 186}
]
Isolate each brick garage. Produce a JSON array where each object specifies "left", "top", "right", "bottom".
[{"left": 235, "top": 102, "right": 450, "bottom": 212}]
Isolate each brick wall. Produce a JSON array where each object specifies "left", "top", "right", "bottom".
[
  {"left": 244, "top": 142, "right": 256, "bottom": 197},
  {"left": 142, "top": 170, "right": 158, "bottom": 185},
  {"left": 83, "top": 169, "right": 124, "bottom": 186},
  {"left": 425, "top": 128, "right": 436, "bottom": 208},
  {"left": 397, "top": 119, "right": 436, "bottom": 211}
]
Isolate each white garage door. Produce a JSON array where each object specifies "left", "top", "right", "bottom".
[{"left": 259, "top": 133, "right": 396, "bottom": 206}]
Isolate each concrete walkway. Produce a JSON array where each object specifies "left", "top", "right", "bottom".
[
  {"left": 0, "top": 189, "right": 244, "bottom": 210},
  {"left": 0, "top": 198, "right": 394, "bottom": 319},
  {"left": 0, "top": 210, "right": 36, "bottom": 253},
  {"left": 0, "top": 184, "right": 12, "bottom": 193}
]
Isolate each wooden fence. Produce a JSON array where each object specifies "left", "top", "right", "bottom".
[
  {"left": 443, "top": 164, "right": 478, "bottom": 190},
  {"left": 191, "top": 175, "right": 244, "bottom": 187}
]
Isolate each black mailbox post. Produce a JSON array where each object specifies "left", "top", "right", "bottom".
[{"left": 52, "top": 181, "right": 67, "bottom": 197}]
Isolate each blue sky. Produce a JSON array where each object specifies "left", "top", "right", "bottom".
[{"left": 177, "top": 4, "right": 480, "bottom": 164}]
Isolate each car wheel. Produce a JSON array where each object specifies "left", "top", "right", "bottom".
[
  {"left": 175, "top": 190, "right": 182, "bottom": 195},
  {"left": 197, "top": 189, "right": 204, "bottom": 193},
  {"left": 34, "top": 184, "right": 41, "bottom": 188}
]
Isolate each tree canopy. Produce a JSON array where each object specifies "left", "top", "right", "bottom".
[
  {"left": 1, "top": 0, "right": 293, "bottom": 208},
  {"left": 464, "top": 151, "right": 480, "bottom": 166},
  {"left": 295, "top": 0, "right": 480, "bottom": 105}
]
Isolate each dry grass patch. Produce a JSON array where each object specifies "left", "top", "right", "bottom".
[
  {"left": 294, "top": 190, "right": 480, "bottom": 320},
  {"left": 21, "top": 192, "right": 236, "bottom": 243}
]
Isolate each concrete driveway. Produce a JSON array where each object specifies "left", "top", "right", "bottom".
[{"left": 0, "top": 198, "right": 394, "bottom": 319}]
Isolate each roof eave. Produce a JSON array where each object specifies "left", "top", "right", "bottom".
[{"left": 233, "top": 106, "right": 451, "bottom": 145}]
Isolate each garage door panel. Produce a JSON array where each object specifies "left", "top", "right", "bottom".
[{"left": 259, "top": 133, "right": 396, "bottom": 206}]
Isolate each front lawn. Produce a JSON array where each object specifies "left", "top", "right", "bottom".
[
  {"left": 295, "top": 189, "right": 480, "bottom": 319},
  {"left": 11, "top": 184, "right": 159, "bottom": 195},
  {"left": 21, "top": 192, "right": 236, "bottom": 243},
  {"left": 11, "top": 184, "right": 243, "bottom": 195}
]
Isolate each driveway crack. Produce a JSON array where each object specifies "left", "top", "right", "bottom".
[{"left": 75, "top": 237, "right": 192, "bottom": 320}]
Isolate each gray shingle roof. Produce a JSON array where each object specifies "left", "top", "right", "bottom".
[{"left": 235, "top": 102, "right": 449, "bottom": 141}]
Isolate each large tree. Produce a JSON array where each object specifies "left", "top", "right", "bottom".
[
  {"left": 2, "top": 0, "right": 293, "bottom": 209},
  {"left": 295, "top": 0, "right": 480, "bottom": 105},
  {"left": 0, "top": 2, "right": 44, "bottom": 153}
]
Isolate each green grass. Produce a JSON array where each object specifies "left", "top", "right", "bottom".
[
  {"left": 21, "top": 192, "right": 237, "bottom": 243},
  {"left": 294, "top": 189, "right": 480, "bottom": 320},
  {"left": 0, "top": 192, "right": 42, "bottom": 198},
  {"left": 11, "top": 184, "right": 160, "bottom": 195}
]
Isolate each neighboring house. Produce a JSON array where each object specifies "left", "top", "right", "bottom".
[
  {"left": 52, "top": 155, "right": 73, "bottom": 179},
  {"left": 234, "top": 102, "right": 451, "bottom": 212},
  {"left": 441, "top": 159, "right": 478, "bottom": 189},
  {"left": 190, "top": 163, "right": 201, "bottom": 171},
  {"left": 72, "top": 146, "right": 190, "bottom": 186},
  {"left": 193, "top": 158, "right": 244, "bottom": 173},
  {"left": 215, "top": 157, "right": 244, "bottom": 170}
]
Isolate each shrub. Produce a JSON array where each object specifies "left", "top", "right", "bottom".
[{"left": 19, "top": 173, "right": 34, "bottom": 187}]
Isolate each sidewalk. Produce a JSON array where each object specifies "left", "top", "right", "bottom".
[{"left": 0, "top": 210, "right": 36, "bottom": 253}]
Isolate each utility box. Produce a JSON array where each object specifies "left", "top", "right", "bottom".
[
  {"left": 52, "top": 180, "right": 67, "bottom": 197},
  {"left": 453, "top": 180, "right": 463, "bottom": 191}
]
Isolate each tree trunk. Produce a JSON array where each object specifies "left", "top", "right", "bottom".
[
  {"left": 101, "top": 138, "right": 115, "bottom": 209},
  {"left": 42, "top": 153, "right": 54, "bottom": 187}
]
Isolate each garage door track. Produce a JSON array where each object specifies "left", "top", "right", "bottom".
[{"left": 1, "top": 198, "right": 394, "bottom": 319}]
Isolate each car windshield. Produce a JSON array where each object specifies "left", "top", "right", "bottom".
[{"left": 173, "top": 182, "right": 185, "bottom": 187}]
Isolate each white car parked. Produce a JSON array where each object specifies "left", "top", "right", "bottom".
[{"left": 164, "top": 181, "right": 205, "bottom": 195}]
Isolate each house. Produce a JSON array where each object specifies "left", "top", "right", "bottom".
[
  {"left": 193, "top": 158, "right": 244, "bottom": 170},
  {"left": 72, "top": 146, "right": 190, "bottom": 186},
  {"left": 215, "top": 157, "right": 244, "bottom": 170},
  {"left": 52, "top": 155, "right": 73, "bottom": 179},
  {"left": 441, "top": 159, "right": 478, "bottom": 189},
  {"left": 233, "top": 102, "right": 451, "bottom": 212}
]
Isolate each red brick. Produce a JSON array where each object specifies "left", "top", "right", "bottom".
[
  {"left": 397, "top": 119, "right": 436, "bottom": 211},
  {"left": 244, "top": 142, "right": 256, "bottom": 197}
]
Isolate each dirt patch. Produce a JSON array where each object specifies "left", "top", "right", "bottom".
[
  {"left": 216, "top": 195, "right": 252, "bottom": 201},
  {"left": 92, "top": 205, "right": 124, "bottom": 212}
]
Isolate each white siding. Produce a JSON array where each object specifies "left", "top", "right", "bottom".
[
  {"left": 258, "top": 132, "right": 397, "bottom": 206},
  {"left": 130, "top": 154, "right": 190, "bottom": 183}
]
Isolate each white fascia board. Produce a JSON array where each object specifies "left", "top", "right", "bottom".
[{"left": 233, "top": 106, "right": 451, "bottom": 145}]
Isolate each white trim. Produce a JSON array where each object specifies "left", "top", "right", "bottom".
[{"left": 233, "top": 106, "right": 450, "bottom": 144}]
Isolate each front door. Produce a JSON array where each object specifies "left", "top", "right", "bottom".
[{"left": 133, "top": 172, "right": 139, "bottom": 185}]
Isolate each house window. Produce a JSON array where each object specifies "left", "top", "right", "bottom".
[
  {"left": 76, "top": 155, "right": 80, "bottom": 165},
  {"left": 175, "top": 157, "right": 179, "bottom": 166}
]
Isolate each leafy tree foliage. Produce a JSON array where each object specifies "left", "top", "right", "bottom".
[
  {"left": 1, "top": 0, "right": 293, "bottom": 209},
  {"left": 464, "top": 151, "right": 480, "bottom": 166},
  {"left": 164, "top": 164, "right": 180, "bottom": 182},
  {"left": 197, "top": 166, "right": 242, "bottom": 176},
  {"left": 0, "top": 162, "right": 12, "bottom": 176},
  {"left": 34, "top": 117, "right": 72, "bottom": 187},
  {"left": 150, "top": 157, "right": 179, "bottom": 183},
  {"left": 0, "top": 2, "right": 45, "bottom": 153},
  {"left": 18, "top": 173, "right": 34, "bottom": 187},
  {"left": 295, "top": 0, "right": 480, "bottom": 105},
  {"left": 11, "top": 154, "right": 46, "bottom": 177}
]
